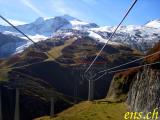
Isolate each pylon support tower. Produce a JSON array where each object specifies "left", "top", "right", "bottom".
[
  {"left": 14, "top": 88, "right": 20, "bottom": 120},
  {"left": 88, "top": 80, "right": 94, "bottom": 101}
]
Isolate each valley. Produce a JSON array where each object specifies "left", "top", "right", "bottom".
[{"left": 0, "top": 14, "right": 160, "bottom": 120}]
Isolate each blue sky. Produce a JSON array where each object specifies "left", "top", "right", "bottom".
[{"left": 0, "top": 0, "right": 160, "bottom": 26}]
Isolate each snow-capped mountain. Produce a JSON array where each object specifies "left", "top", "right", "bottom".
[
  {"left": 0, "top": 16, "right": 71, "bottom": 37},
  {"left": 53, "top": 19, "right": 160, "bottom": 51},
  {"left": 89, "top": 20, "right": 160, "bottom": 51},
  {"left": 0, "top": 15, "right": 99, "bottom": 58},
  {"left": 0, "top": 15, "right": 98, "bottom": 37},
  {"left": 60, "top": 15, "right": 98, "bottom": 30},
  {"left": 0, "top": 15, "right": 160, "bottom": 58}
]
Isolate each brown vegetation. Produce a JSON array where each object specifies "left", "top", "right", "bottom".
[
  {"left": 145, "top": 42, "right": 160, "bottom": 63},
  {"left": 114, "top": 67, "right": 140, "bottom": 79}
]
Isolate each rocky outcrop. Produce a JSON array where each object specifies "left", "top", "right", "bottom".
[
  {"left": 107, "top": 65, "right": 160, "bottom": 113},
  {"left": 127, "top": 66, "right": 160, "bottom": 113},
  {"left": 107, "top": 42, "right": 160, "bottom": 114},
  {"left": 107, "top": 68, "right": 140, "bottom": 101}
]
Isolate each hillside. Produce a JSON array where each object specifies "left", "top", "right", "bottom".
[
  {"left": 107, "top": 41, "right": 160, "bottom": 114},
  {"left": 145, "top": 41, "right": 160, "bottom": 63},
  {"left": 0, "top": 35, "right": 141, "bottom": 120},
  {"left": 1, "top": 17, "right": 160, "bottom": 120},
  {"left": 35, "top": 100, "right": 128, "bottom": 120},
  {"left": 0, "top": 33, "right": 28, "bottom": 58},
  {"left": 0, "top": 1, "right": 160, "bottom": 119}
]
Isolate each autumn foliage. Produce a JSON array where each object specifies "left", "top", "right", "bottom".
[
  {"left": 145, "top": 42, "right": 160, "bottom": 63},
  {"left": 114, "top": 67, "right": 140, "bottom": 79}
]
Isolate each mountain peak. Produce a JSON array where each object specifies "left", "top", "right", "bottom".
[
  {"left": 61, "top": 14, "right": 77, "bottom": 21},
  {"left": 33, "top": 17, "right": 44, "bottom": 24},
  {"left": 33, "top": 15, "right": 77, "bottom": 23}
]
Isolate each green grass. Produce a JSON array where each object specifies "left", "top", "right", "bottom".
[{"left": 34, "top": 100, "right": 128, "bottom": 120}]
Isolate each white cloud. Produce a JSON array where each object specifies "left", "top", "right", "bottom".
[
  {"left": 21, "top": 0, "right": 46, "bottom": 17},
  {"left": 81, "top": 0, "right": 97, "bottom": 5},
  {"left": 51, "top": 0, "right": 83, "bottom": 17},
  {"left": 0, "top": 19, "right": 26, "bottom": 26}
]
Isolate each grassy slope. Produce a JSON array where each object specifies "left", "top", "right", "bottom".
[
  {"left": 48, "top": 38, "right": 76, "bottom": 60},
  {"left": 35, "top": 100, "right": 128, "bottom": 120},
  {"left": 0, "top": 38, "right": 76, "bottom": 81}
]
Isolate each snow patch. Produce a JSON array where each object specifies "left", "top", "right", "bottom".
[
  {"left": 3, "top": 31, "right": 21, "bottom": 36},
  {"left": 15, "top": 42, "right": 32, "bottom": 54},
  {"left": 91, "top": 26, "right": 113, "bottom": 32},
  {"left": 145, "top": 20, "right": 160, "bottom": 28},
  {"left": 21, "top": 34, "right": 48, "bottom": 42},
  {"left": 44, "top": 17, "right": 55, "bottom": 20},
  {"left": 88, "top": 31, "right": 121, "bottom": 45},
  {"left": 70, "top": 20, "right": 89, "bottom": 26}
]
